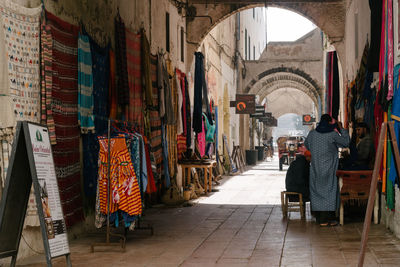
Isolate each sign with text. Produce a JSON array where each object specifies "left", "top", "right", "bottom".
[
  {"left": 235, "top": 94, "right": 255, "bottom": 114},
  {"left": 302, "top": 114, "right": 316, "bottom": 125},
  {"left": 0, "top": 121, "right": 71, "bottom": 266}
]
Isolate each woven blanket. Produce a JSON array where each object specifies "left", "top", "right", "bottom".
[
  {"left": 0, "top": 0, "right": 41, "bottom": 125},
  {"left": 149, "top": 54, "right": 163, "bottom": 179},
  {"left": 78, "top": 33, "right": 95, "bottom": 133},
  {"left": 40, "top": 23, "right": 56, "bottom": 144},
  {"left": 125, "top": 29, "right": 143, "bottom": 128},
  {"left": 46, "top": 12, "right": 83, "bottom": 228}
]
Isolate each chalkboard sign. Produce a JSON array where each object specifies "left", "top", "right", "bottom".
[{"left": 0, "top": 121, "right": 71, "bottom": 266}]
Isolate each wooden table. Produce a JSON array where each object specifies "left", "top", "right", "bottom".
[
  {"left": 336, "top": 170, "right": 378, "bottom": 226},
  {"left": 180, "top": 160, "right": 216, "bottom": 194}
]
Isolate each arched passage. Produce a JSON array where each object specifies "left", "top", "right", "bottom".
[
  {"left": 185, "top": 0, "right": 345, "bottom": 67},
  {"left": 245, "top": 67, "right": 322, "bottom": 117}
]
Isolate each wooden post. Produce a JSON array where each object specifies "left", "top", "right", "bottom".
[{"left": 358, "top": 123, "right": 386, "bottom": 267}]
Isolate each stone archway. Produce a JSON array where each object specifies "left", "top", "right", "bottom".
[
  {"left": 245, "top": 67, "right": 322, "bottom": 116},
  {"left": 185, "top": 0, "right": 345, "bottom": 68}
]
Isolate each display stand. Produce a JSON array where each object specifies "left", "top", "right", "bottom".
[{"left": 358, "top": 122, "right": 400, "bottom": 266}]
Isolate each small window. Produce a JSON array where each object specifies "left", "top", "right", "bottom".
[
  {"left": 180, "top": 27, "right": 184, "bottom": 62},
  {"left": 253, "top": 46, "right": 255, "bottom": 60},
  {"left": 253, "top": 8, "right": 255, "bottom": 19},
  {"left": 166, "top": 12, "right": 170, "bottom": 52}
]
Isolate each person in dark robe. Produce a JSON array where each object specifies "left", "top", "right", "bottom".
[
  {"left": 285, "top": 150, "right": 311, "bottom": 202},
  {"left": 305, "top": 114, "right": 350, "bottom": 226}
]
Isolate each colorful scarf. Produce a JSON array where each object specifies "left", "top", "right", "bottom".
[{"left": 78, "top": 33, "right": 95, "bottom": 133}]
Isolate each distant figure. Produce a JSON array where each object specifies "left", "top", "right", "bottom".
[
  {"left": 305, "top": 114, "right": 350, "bottom": 226},
  {"left": 285, "top": 150, "right": 311, "bottom": 202}
]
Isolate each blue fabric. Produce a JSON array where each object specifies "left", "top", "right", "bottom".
[
  {"left": 162, "top": 123, "right": 171, "bottom": 188},
  {"left": 140, "top": 137, "right": 148, "bottom": 192},
  {"left": 82, "top": 38, "right": 109, "bottom": 197},
  {"left": 388, "top": 64, "right": 400, "bottom": 184},
  {"left": 78, "top": 33, "right": 95, "bottom": 132},
  {"left": 90, "top": 38, "right": 110, "bottom": 131}
]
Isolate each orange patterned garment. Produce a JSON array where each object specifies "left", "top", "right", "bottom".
[{"left": 98, "top": 137, "right": 142, "bottom": 216}]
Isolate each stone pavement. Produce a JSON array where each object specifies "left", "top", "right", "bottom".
[{"left": 13, "top": 156, "right": 400, "bottom": 267}]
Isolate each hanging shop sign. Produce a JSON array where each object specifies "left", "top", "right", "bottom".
[
  {"left": 302, "top": 114, "right": 316, "bottom": 125},
  {"left": 261, "top": 117, "right": 278, "bottom": 127},
  {"left": 0, "top": 121, "right": 71, "bottom": 267},
  {"left": 234, "top": 94, "right": 256, "bottom": 114}
]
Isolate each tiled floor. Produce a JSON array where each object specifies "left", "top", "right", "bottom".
[{"left": 13, "top": 156, "right": 400, "bottom": 266}]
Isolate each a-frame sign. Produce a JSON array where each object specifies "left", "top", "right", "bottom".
[{"left": 0, "top": 121, "right": 71, "bottom": 266}]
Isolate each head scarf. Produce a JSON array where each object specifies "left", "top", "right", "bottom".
[{"left": 315, "top": 114, "right": 336, "bottom": 133}]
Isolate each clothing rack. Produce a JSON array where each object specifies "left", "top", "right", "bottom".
[
  {"left": 90, "top": 118, "right": 153, "bottom": 252},
  {"left": 91, "top": 119, "right": 126, "bottom": 252}
]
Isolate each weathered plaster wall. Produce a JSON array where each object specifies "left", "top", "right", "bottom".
[
  {"left": 344, "top": 0, "right": 370, "bottom": 81},
  {"left": 239, "top": 7, "right": 266, "bottom": 60}
]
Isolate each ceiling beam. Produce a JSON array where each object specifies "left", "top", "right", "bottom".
[{"left": 188, "top": 0, "right": 341, "bottom": 4}]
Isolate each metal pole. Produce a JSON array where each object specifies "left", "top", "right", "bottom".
[{"left": 106, "top": 119, "right": 111, "bottom": 244}]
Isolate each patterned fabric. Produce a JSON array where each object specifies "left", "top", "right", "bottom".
[
  {"left": 0, "top": 0, "right": 41, "bottom": 125},
  {"left": 125, "top": 29, "right": 143, "bottom": 127},
  {"left": 141, "top": 29, "right": 153, "bottom": 106},
  {"left": 149, "top": 54, "right": 163, "bottom": 180},
  {"left": 78, "top": 33, "right": 95, "bottom": 133},
  {"left": 177, "top": 134, "right": 186, "bottom": 160},
  {"left": 115, "top": 15, "right": 129, "bottom": 108},
  {"left": 40, "top": 24, "right": 56, "bottom": 144},
  {"left": 305, "top": 129, "right": 350, "bottom": 211},
  {"left": 46, "top": 11, "right": 83, "bottom": 228},
  {"left": 98, "top": 137, "right": 142, "bottom": 216},
  {"left": 0, "top": 11, "right": 13, "bottom": 128}
]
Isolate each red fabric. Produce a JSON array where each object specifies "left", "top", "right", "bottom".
[
  {"left": 109, "top": 50, "right": 118, "bottom": 119},
  {"left": 125, "top": 29, "right": 143, "bottom": 127},
  {"left": 144, "top": 137, "right": 157, "bottom": 193},
  {"left": 46, "top": 12, "right": 83, "bottom": 228}
]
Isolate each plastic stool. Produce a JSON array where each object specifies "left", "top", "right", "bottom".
[{"left": 281, "top": 191, "right": 305, "bottom": 220}]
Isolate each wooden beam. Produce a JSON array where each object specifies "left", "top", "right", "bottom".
[
  {"left": 358, "top": 122, "right": 387, "bottom": 267},
  {"left": 189, "top": 0, "right": 342, "bottom": 4}
]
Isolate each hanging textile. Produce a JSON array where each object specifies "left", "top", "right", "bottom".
[
  {"left": 0, "top": 0, "right": 41, "bottom": 125},
  {"left": 141, "top": 29, "right": 153, "bottom": 106},
  {"left": 97, "top": 137, "right": 142, "bottom": 222},
  {"left": 388, "top": 64, "right": 400, "bottom": 187},
  {"left": 184, "top": 76, "right": 192, "bottom": 148},
  {"left": 46, "top": 12, "right": 83, "bottom": 227},
  {"left": 193, "top": 52, "right": 212, "bottom": 134},
  {"left": 0, "top": 7, "right": 13, "bottom": 128},
  {"left": 368, "top": 0, "right": 382, "bottom": 72},
  {"left": 82, "top": 38, "right": 110, "bottom": 197},
  {"left": 125, "top": 29, "right": 143, "bottom": 129},
  {"left": 197, "top": 120, "right": 206, "bottom": 157},
  {"left": 149, "top": 54, "right": 163, "bottom": 180},
  {"left": 40, "top": 23, "right": 57, "bottom": 144},
  {"left": 387, "top": 0, "right": 394, "bottom": 100},
  {"left": 115, "top": 14, "right": 129, "bottom": 111},
  {"left": 78, "top": 32, "right": 95, "bottom": 133},
  {"left": 109, "top": 50, "right": 118, "bottom": 119},
  {"left": 90, "top": 37, "right": 109, "bottom": 131},
  {"left": 175, "top": 71, "right": 183, "bottom": 134},
  {"left": 331, "top": 51, "right": 340, "bottom": 120}
]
